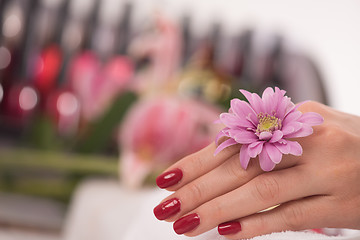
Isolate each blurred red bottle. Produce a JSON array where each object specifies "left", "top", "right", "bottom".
[
  {"left": 0, "top": 0, "right": 26, "bottom": 112},
  {"left": 90, "top": 2, "right": 134, "bottom": 121},
  {"left": 68, "top": 0, "right": 102, "bottom": 125},
  {"left": 1, "top": 0, "right": 40, "bottom": 128},
  {"left": 38, "top": 0, "right": 82, "bottom": 137}
]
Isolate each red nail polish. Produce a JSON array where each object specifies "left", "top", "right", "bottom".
[
  {"left": 153, "top": 198, "right": 181, "bottom": 220},
  {"left": 173, "top": 213, "right": 200, "bottom": 235},
  {"left": 218, "top": 221, "right": 242, "bottom": 235},
  {"left": 156, "top": 168, "right": 183, "bottom": 188}
]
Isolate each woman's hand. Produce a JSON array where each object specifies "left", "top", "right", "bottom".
[{"left": 153, "top": 101, "right": 360, "bottom": 239}]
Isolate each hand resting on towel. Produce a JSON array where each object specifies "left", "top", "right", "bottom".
[{"left": 153, "top": 101, "right": 360, "bottom": 239}]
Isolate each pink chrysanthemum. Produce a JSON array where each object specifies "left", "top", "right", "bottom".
[{"left": 214, "top": 87, "right": 324, "bottom": 171}]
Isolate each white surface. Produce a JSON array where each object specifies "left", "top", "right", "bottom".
[{"left": 63, "top": 180, "right": 155, "bottom": 240}]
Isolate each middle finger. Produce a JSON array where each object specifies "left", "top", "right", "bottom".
[{"left": 154, "top": 152, "right": 298, "bottom": 221}]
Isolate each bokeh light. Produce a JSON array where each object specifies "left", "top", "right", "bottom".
[
  {"left": 3, "top": 14, "right": 22, "bottom": 38},
  {"left": 0, "top": 46, "right": 11, "bottom": 69},
  {"left": 57, "top": 92, "right": 79, "bottom": 116},
  {"left": 19, "top": 86, "right": 38, "bottom": 111}
]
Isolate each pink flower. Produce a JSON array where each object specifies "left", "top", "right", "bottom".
[
  {"left": 215, "top": 87, "right": 324, "bottom": 171},
  {"left": 119, "top": 96, "right": 221, "bottom": 188}
]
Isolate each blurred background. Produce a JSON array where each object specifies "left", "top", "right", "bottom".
[{"left": 0, "top": 0, "right": 359, "bottom": 239}]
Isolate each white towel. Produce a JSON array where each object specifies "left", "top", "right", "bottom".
[
  {"left": 64, "top": 180, "right": 360, "bottom": 240},
  {"left": 123, "top": 188, "right": 360, "bottom": 240}
]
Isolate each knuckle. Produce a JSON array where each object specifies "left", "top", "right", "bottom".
[
  {"left": 255, "top": 213, "right": 270, "bottom": 232},
  {"left": 253, "top": 175, "right": 280, "bottom": 203},
  {"left": 210, "top": 200, "right": 225, "bottom": 219},
  {"left": 281, "top": 205, "right": 306, "bottom": 230},
  {"left": 187, "top": 182, "right": 206, "bottom": 201},
  {"left": 298, "top": 101, "right": 324, "bottom": 113},
  {"left": 187, "top": 153, "right": 205, "bottom": 172},
  {"left": 182, "top": 153, "right": 207, "bottom": 173},
  {"left": 224, "top": 156, "right": 247, "bottom": 181},
  {"left": 319, "top": 122, "right": 354, "bottom": 150},
  {"left": 322, "top": 123, "right": 343, "bottom": 140},
  {"left": 314, "top": 123, "right": 360, "bottom": 164}
]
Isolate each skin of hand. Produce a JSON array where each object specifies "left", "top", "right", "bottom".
[{"left": 153, "top": 101, "right": 360, "bottom": 239}]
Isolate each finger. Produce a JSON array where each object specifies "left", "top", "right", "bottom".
[
  {"left": 156, "top": 142, "right": 240, "bottom": 190},
  {"left": 154, "top": 153, "right": 260, "bottom": 221},
  {"left": 175, "top": 166, "right": 322, "bottom": 236},
  {"left": 154, "top": 151, "right": 298, "bottom": 221},
  {"left": 220, "top": 195, "right": 336, "bottom": 239}
]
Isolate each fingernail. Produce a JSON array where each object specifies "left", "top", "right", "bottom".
[
  {"left": 218, "top": 221, "right": 242, "bottom": 235},
  {"left": 173, "top": 213, "right": 200, "bottom": 235},
  {"left": 156, "top": 168, "right": 183, "bottom": 188},
  {"left": 153, "top": 198, "right": 181, "bottom": 220}
]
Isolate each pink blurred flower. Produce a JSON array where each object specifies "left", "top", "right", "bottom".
[
  {"left": 129, "top": 13, "right": 181, "bottom": 92},
  {"left": 119, "top": 96, "right": 221, "bottom": 188},
  {"left": 69, "top": 51, "right": 101, "bottom": 121},
  {"left": 70, "top": 52, "right": 133, "bottom": 122},
  {"left": 215, "top": 87, "right": 324, "bottom": 171}
]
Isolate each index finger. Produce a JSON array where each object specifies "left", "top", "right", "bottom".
[{"left": 156, "top": 141, "right": 240, "bottom": 191}]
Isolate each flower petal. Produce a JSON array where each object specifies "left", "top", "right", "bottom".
[
  {"left": 220, "top": 113, "right": 253, "bottom": 129},
  {"left": 265, "top": 143, "right": 283, "bottom": 164},
  {"left": 262, "top": 87, "right": 275, "bottom": 114},
  {"left": 248, "top": 141, "right": 264, "bottom": 158},
  {"left": 259, "top": 149, "right": 276, "bottom": 171},
  {"left": 274, "top": 87, "right": 286, "bottom": 97},
  {"left": 214, "top": 138, "right": 238, "bottom": 155},
  {"left": 231, "top": 99, "right": 257, "bottom": 120},
  {"left": 298, "top": 112, "right": 324, "bottom": 126},
  {"left": 215, "top": 129, "right": 230, "bottom": 144},
  {"left": 281, "top": 122, "right": 303, "bottom": 136},
  {"left": 251, "top": 93, "right": 265, "bottom": 114},
  {"left": 283, "top": 100, "right": 298, "bottom": 117},
  {"left": 246, "top": 113, "right": 259, "bottom": 126},
  {"left": 231, "top": 130, "right": 258, "bottom": 144},
  {"left": 285, "top": 124, "right": 313, "bottom": 138},
  {"left": 262, "top": 87, "right": 274, "bottom": 99},
  {"left": 274, "top": 141, "right": 291, "bottom": 154},
  {"left": 269, "top": 130, "right": 283, "bottom": 143},
  {"left": 276, "top": 96, "right": 293, "bottom": 119},
  {"left": 239, "top": 89, "right": 253, "bottom": 103},
  {"left": 219, "top": 113, "right": 239, "bottom": 128},
  {"left": 282, "top": 110, "right": 302, "bottom": 126},
  {"left": 240, "top": 144, "right": 251, "bottom": 169},
  {"left": 240, "top": 89, "right": 264, "bottom": 113},
  {"left": 259, "top": 131, "right": 272, "bottom": 141},
  {"left": 287, "top": 140, "right": 303, "bottom": 156}
]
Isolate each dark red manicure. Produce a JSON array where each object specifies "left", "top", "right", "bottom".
[
  {"left": 218, "top": 221, "right": 242, "bottom": 235},
  {"left": 153, "top": 198, "right": 181, "bottom": 220},
  {"left": 173, "top": 213, "right": 200, "bottom": 235},
  {"left": 156, "top": 168, "right": 183, "bottom": 188}
]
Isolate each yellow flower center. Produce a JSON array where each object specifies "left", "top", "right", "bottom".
[{"left": 256, "top": 113, "right": 281, "bottom": 133}]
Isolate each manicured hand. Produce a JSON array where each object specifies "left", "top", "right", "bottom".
[{"left": 153, "top": 102, "right": 360, "bottom": 239}]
